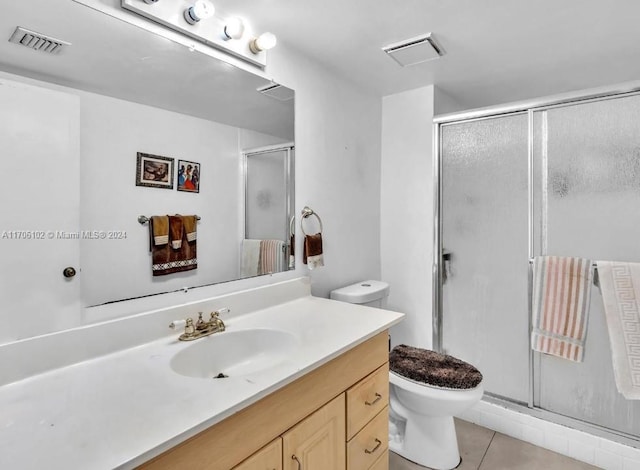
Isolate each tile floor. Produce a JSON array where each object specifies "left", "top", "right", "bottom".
[{"left": 389, "top": 419, "right": 600, "bottom": 470}]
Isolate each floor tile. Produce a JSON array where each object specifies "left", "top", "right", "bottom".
[
  {"left": 389, "top": 451, "right": 426, "bottom": 470},
  {"left": 479, "top": 432, "right": 601, "bottom": 470},
  {"left": 389, "top": 419, "right": 494, "bottom": 470},
  {"left": 455, "top": 419, "right": 495, "bottom": 469}
]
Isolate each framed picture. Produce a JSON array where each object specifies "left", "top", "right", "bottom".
[
  {"left": 177, "top": 159, "right": 200, "bottom": 193},
  {"left": 136, "top": 152, "right": 174, "bottom": 189}
]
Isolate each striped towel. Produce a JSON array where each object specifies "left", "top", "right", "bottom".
[
  {"left": 259, "top": 239, "right": 285, "bottom": 275},
  {"left": 531, "top": 256, "right": 593, "bottom": 362}
]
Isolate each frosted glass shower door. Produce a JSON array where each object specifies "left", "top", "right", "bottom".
[
  {"left": 533, "top": 95, "right": 640, "bottom": 436},
  {"left": 440, "top": 114, "right": 530, "bottom": 403}
]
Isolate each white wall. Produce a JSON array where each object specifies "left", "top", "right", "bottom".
[
  {"left": 381, "top": 85, "right": 435, "bottom": 350},
  {"left": 240, "top": 129, "right": 289, "bottom": 150},
  {"left": 80, "top": 92, "right": 242, "bottom": 306},
  {"left": 268, "top": 43, "right": 383, "bottom": 298},
  {"left": 0, "top": 40, "right": 384, "bottom": 329}
]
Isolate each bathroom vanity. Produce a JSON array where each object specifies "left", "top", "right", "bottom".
[
  {"left": 141, "top": 332, "right": 389, "bottom": 470},
  {"left": 0, "top": 278, "right": 403, "bottom": 470}
]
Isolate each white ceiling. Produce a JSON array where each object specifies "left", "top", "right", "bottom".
[
  {"left": 3, "top": 1, "right": 639, "bottom": 117},
  {"left": 0, "top": 0, "right": 294, "bottom": 140},
  {"left": 240, "top": 0, "right": 640, "bottom": 111}
]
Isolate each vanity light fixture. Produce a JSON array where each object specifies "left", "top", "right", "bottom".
[
  {"left": 184, "top": 0, "right": 215, "bottom": 25},
  {"left": 223, "top": 17, "right": 245, "bottom": 40},
  {"left": 122, "top": 0, "right": 273, "bottom": 67},
  {"left": 249, "top": 32, "right": 277, "bottom": 54}
]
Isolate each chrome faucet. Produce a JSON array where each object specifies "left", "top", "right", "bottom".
[{"left": 170, "top": 308, "right": 230, "bottom": 341}]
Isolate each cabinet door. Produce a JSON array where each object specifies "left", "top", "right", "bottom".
[
  {"left": 282, "top": 394, "right": 346, "bottom": 470},
  {"left": 233, "top": 438, "right": 282, "bottom": 470}
]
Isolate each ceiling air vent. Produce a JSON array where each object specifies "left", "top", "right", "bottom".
[
  {"left": 8, "top": 27, "right": 71, "bottom": 54},
  {"left": 257, "top": 83, "right": 295, "bottom": 101},
  {"left": 382, "top": 33, "right": 444, "bottom": 67}
]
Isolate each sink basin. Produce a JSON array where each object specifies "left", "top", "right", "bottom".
[{"left": 170, "top": 328, "right": 299, "bottom": 379}]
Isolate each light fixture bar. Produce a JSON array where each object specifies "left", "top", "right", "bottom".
[{"left": 121, "top": 0, "right": 271, "bottom": 67}]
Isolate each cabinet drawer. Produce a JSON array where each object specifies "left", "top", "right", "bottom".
[
  {"left": 370, "top": 450, "right": 389, "bottom": 470},
  {"left": 347, "top": 407, "right": 388, "bottom": 470},
  {"left": 346, "top": 363, "right": 389, "bottom": 439},
  {"left": 233, "top": 438, "right": 282, "bottom": 470}
]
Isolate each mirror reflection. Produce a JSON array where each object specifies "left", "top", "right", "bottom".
[{"left": 0, "top": 0, "right": 294, "bottom": 343}]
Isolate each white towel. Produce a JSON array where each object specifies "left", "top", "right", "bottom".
[
  {"left": 241, "top": 239, "right": 261, "bottom": 278},
  {"left": 596, "top": 261, "right": 640, "bottom": 400}
]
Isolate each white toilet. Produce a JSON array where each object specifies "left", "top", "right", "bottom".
[{"left": 330, "top": 281, "right": 484, "bottom": 470}]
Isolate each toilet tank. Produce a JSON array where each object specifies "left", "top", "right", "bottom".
[{"left": 329, "top": 280, "right": 390, "bottom": 308}]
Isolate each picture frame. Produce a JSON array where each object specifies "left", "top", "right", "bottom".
[
  {"left": 136, "top": 152, "right": 174, "bottom": 189},
  {"left": 177, "top": 159, "right": 201, "bottom": 193}
]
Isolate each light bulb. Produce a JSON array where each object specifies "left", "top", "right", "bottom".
[
  {"left": 250, "top": 32, "right": 277, "bottom": 53},
  {"left": 184, "top": 0, "right": 215, "bottom": 25},
  {"left": 223, "top": 17, "right": 245, "bottom": 40}
]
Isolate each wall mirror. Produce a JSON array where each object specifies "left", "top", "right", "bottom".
[{"left": 0, "top": 0, "right": 295, "bottom": 344}]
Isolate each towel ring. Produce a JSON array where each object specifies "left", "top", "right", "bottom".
[
  {"left": 289, "top": 215, "right": 296, "bottom": 236},
  {"left": 301, "top": 206, "right": 323, "bottom": 236}
]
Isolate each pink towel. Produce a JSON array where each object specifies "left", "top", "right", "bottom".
[
  {"left": 259, "top": 239, "right": 282, "bottom": 274},
  {"left": 531, "top": 256, "right": 593, "bottom": 362}
]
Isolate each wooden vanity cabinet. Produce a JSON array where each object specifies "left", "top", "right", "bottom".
[
  {"left": 232, "top": 438, "right": 282, "bottom": 470},
  {"left": 138, "top": 331, "right": 389, "bottom": 470},
  {"left": 281, "top": 394, "right": 346, "bottom": 470}
]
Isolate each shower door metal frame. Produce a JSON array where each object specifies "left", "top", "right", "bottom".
[
  {"left": 243, "top": 143, "right": 295, "bottom": 268},
  {"left": 432, "top": 81, "right": 640, "bottom": 447}
]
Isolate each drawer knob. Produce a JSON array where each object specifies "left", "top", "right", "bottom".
[
  {"left": 364, "top": 438, "right": 382, "bottom": 454},
  {"left": 365, "top": 392, "right": 382, "bottom": 406}
]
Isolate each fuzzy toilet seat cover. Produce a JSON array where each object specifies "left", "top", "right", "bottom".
[{"left": 389, "top": 344, "right": 483, "bottom": 390}]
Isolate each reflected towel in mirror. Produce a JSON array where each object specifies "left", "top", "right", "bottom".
[{"left": 149, "top": 215, "right": 197, "bottom": 276}]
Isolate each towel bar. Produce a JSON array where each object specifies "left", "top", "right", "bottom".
[
  {"left": 138, "top": 215, "right": 201, "bottom": 225},
  {"left": 528, "top": 258, "right": 597, "bottom": 268},
  {"left": 301, "top": 206, "right": 322, "bottom": 235}
]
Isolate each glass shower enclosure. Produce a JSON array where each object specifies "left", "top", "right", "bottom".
[{"left": 434, "top": 88, "right": 640, "bottom": 444}]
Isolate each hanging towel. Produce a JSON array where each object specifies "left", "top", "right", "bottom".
[
  {"left": 289, "top": 234, "right": 295, "bottom": 269},
  {"left": 241, "top": 239, "right": 261, "bottom": 277},
  {"left": 259, "top": 239, "right": 285, "bottom": 274},
  {"left": 149, "top": 215, "right": 197, "bottom": 276},
  {"left": 531, "top": 256, "right": 593, "bottom": 362},
  {"left": 303, "top": 233, "right": 324, "bottom": 270},
  {"left": 183, "top": 215, "right": 197, "bottom": 242},
  {"left": 169, "top": 215, "right": 183, "bottom": 249},
  {"left": 596, "top": 261, "right": 640, "bottom": 399},
  {"left": 150, "top": 215, "right": 169, "bottom": 246}
]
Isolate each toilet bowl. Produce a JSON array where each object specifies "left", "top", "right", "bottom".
[
  {"left": 389, "top": 371, "right": 483, "bottom": 470},
  {"left": 329, "top": 280, "right": 484, "bottom": 470}
]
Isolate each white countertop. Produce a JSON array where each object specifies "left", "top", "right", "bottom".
[{"left": 0, "top": 294, "right": 403, "bottom": 469}]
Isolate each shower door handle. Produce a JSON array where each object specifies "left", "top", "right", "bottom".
[{"left": 442, "top": 250, "right": 452, "bottom": 283}]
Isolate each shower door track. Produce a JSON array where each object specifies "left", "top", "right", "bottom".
[{"left": 432, "top": 81, "right": 640, "bottom": 448}]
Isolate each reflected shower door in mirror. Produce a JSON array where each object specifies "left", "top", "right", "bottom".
[
  {"left": 242, "top": 145, "right": 295, "bottom": 278},
  {"left": 0, "top": 0, "right": 294, "bottom": 345}
]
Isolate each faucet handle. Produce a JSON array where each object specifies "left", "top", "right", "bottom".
[
  {"left": 169, "top": 319, "right": 187, "bottom": 330},
  {"left": 170, "top": 318, "right": 195, "bottom": 335},
  {"left": 195, "top": 312, "right": 206, "bottom": 330},
  {"left": 211, "top": 307, "right": 230, "bottom": 318}
]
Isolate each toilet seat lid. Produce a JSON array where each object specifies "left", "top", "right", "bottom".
[{"left": 389, "top": 345, "right": 483, "bottom": 390}]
